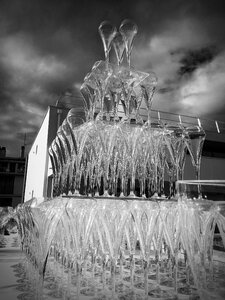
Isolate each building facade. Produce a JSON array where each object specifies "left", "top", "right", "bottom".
[
  {"left": 23, "top": 106, "right": 69, "bottom": 202},
  {"left": 0, "top": 146, "right": 26, "bottom": 208}
]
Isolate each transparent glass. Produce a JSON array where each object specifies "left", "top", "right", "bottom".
[
  {"left": 113, "top": 32, "right": 125, "bottom": 66},
  {"left": 140, "top": 72, "right": 158, "bottom": 126},
  {"left": 98, "top": 21, "right": 117, "bottom": 66},
  {"left": 176, "top": 180, "right": 225, "bottom": 299},
  {"left": 119, "top": 19, "right": 138, "bottom": 68}
]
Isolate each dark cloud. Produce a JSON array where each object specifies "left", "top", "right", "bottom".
[
  {"left": 0, "top": 0, "right": 225, "bottom": 156},
  {"left": 178, "top": 46, "right": 218, "bottom": 76}
]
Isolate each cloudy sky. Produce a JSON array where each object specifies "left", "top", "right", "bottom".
[{"left": 0, "top": 0, "right": 225, "bottom": 156}]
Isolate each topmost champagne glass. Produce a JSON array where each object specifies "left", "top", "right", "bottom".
[
  {"left": 113, "top": 32, "right": 126, "bottom": 66},
  {"left": 119, "top": 19, "right": 138, "bottom": 68},
  {"left": 98, "top": 21, "right": 117, "bottom": 67}
]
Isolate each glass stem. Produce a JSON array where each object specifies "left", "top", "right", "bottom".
[
  {"left": 111, "top": 259, "right": 116, "bottom": 298},
  {"left": 173, "top": 251, "right": 178, "bottom": 296},
  {"left": 144, "top": 260, "right": 148, "bottom": 299},
  {"left": 176, "top": 164, "right": 180, "bottom": 182},
  {"left": 125, "top": 99, "right": 130, "bottom": 122},
  {"left": 147, "top": 109, "right": 151, "bottom": 125},
  {"left": 100, "top": 95, "right": 105, "bottom": 120},
  {"left": 130, "top": 254, "right": 134, "bottom": 290},
  {"left": 195, "top": 164, "right": 202, "bottom": 198},
  {"left": 169, "top": 174, "right": 173, "bottom": 198},
  {"left": 130, "top": 172, "right": 135, "bottom": 197},
  {"left": 105, "top": 51, "right": 109, "bottom": 70},
  {"left": 127, "top": 48, "right": 131, "bottom": 69}
]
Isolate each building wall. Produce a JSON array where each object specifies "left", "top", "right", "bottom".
[
  {"left": 24, "top": 108, "right": 50, "bottom": 201},
  {"left": 24, "top": 106, "right": 69, "bottom": 202}
]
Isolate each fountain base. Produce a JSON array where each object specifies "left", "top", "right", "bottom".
[{"left": 14, "top": 196, "right": 225, "bottom": 299}]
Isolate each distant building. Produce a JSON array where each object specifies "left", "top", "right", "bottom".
[
  {"left": 0, "top": 146, "right": 26, "bottom": 208},
  {"left": 23, "top": 90, "right": 225, "bottom": 202}
]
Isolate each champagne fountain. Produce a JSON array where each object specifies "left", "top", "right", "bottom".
[{"left": 12, "top": 20, "right": 225, "bottom": 300}]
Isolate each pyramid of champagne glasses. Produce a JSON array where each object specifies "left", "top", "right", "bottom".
[
  {"left": 49, "top": 20, "right": 206, "bottom": 199},
  {"left": 14, "top": 21, "right": 225, "bottom": 300}
]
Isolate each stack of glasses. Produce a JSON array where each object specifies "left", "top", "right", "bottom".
[
  {"left": 49, "top": 20, "right": 206, "bottom": 198},
  {"left": 49, "top": 119, "right": 206, "bottom": 198},
  {"left": 15, "top": 183, "right": 225, "bottom": 299}
]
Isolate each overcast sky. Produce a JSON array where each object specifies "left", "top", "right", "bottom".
[{"left": 0, "top": 0, "right": 225, "bottom": 156}]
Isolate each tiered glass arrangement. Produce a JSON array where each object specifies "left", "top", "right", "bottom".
[
  {"left": 49, "top": 20, "right": 206, "bottom": 199},
  {"left": 15, "top": 181, "right": 225, "bottom": 300},
  {"left": 12, "top": 20, "right": 225, "bottom": 300}
]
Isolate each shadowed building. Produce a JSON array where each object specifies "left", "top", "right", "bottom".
[{"left": 0, "top": 146, "right": 26, "bottom": 208}]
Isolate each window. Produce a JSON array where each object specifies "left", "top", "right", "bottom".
[
  {"left": 17, "top": 163, "right": 25, "bottom": 173},
  {"left": 0, "top": 175, "right": 14, "bottom": 194},
  {"left": 0, "top": 162, "right": 8, "bottom": 172},
  {"left": 10, "top": 163, "right": 16, "bottom": 173}
]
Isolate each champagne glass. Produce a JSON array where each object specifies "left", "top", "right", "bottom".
[
  {"left": 91, "top": 60, "right": 113, "bottom": 121},
  {"left": 119, "top": 19, "right": 138, "bottom": 68},
  {"left": 49, "top": 144, "right": 60, "bottom": 196},
  {"left": 177, "top": 128, "right": 188, "bottom": 181},
  {"left": 50, "top": 137, "right": 63, "bottom": 195},
  {"left": 84, "top": 71, "right": 99, "bottom": 90},
  {"left": 185, "top": 126, "right": 206, "bottom": 197},
  {"left": 107, "top": 72, "right": 123, "bottom": 122},
  {"left": 177, "top": 181, "right": 217, "bottom": 297},
  {"left": 98, "top": 21, "right": 117, "bottom": 67},
  {"left": 167, "top": 125, "right": 187, "bottom": 179},
  {"left": 80, "top": 83, "right": 91, "bottom": 120},
  {"left": 55, "top": 134, "right": 68, "bottom": 195},
  {"left": 113, "top": 31, "right": 125, "bottom": 66},
  {"left": 80, "top": 83, "right": 97, "bottom": 121},
  {"left": 61, "top": 119, "right": 76, "bottom": 194},
  {"left": 66, "top": 108, "right": 87, "bottom": 195},
  {"left": 57, "top": 125, "right": 72, "bottom": 195},
  {"left": 118, "top": 66, "right": 149, "bottom": 123},
  {"left": 163, "top": 126, "right": 177, "bottom": 197},
  {"left": 132, "top": 85, "right": 144, "bottom": 124},
  {"left": 120, "top": 81, "right": 134, "bottom": 123},
  {"left": 164, "top": 124, "right": 187, "bottom": 197},
  {"left": 140, "top": 72, "right": 157, "bottom": 126},
  {"left": 131, "top": 201, "right": 160, "bottom": 297}
]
